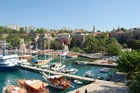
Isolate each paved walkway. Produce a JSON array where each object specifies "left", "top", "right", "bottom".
[
  {"left": 68, "top": 80, "right": 128, "bottom": 93},
  {"left": 76, "top": 60, "right": 117, "bottom": 67}
]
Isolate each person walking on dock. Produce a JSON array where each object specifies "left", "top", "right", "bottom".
[
  {"left": 76, "top": 90, "right": 80, "bottom": 93},
  {"left": 85, "top": 89, "right": 88, "bottom": 93}
]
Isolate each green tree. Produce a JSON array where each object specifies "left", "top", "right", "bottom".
[
  {"left": 106, "top": 38, "right": 121, "bottom": 55},
  {"left": 19, "top": 27, "right": 25, "bottom": 33},
  {"left": 71, "top": 47, "right": 80, "bottom": 52},
  {"left": 6, "top": 35, "right": 20, "bottom": 49},
  {"left": 122, "top": 43, "right": 127, "bottom": 48},
  {"left": 116, "top": 50, "right": 140, "bottom": 74},
  {"left": 51, "top": 33, "right": 55, "bottom": 37},
  {"left": 84, "top": 35, "right": 96, "bottom": 53},
  {"left": 128, "top": 72, "right": 140, "bottom": 93},
  {"left": 0, "top": 26, "right": 5, "bottom": 34},
  {"left": 50, "top": 40, "right": 62, "bottom": 50}
]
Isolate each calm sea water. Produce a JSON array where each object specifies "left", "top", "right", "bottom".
[{"left": 0, "top": 55, "right": 117, "bottom": 93}]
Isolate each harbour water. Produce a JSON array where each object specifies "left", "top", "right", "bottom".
[{"left": 0, "top": 54, "right": 117, "bottom": 93}]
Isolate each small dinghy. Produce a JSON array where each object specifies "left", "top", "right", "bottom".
[
  {"left": 67, "top": 68, "right": 78, "bottom": 74},
  {"left": 98, "top": 76, "right": 104, "bottom": 80},
  {"left": 100, "top": 68, "right": 110, "bottom": 73},
  {"left": 83, "top": 70, "right": 94, "bottom": 78},
  {"left": 73, "top": 80, "right": 83, "bottom": 85}
]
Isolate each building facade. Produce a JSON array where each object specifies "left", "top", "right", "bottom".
[{"left": 25, "top": 25, "right": 35, "bottom": 33}]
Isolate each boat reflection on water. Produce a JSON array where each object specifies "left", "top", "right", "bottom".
[{"left": 3, "top": 85, "right": 27, "bottom": 93}]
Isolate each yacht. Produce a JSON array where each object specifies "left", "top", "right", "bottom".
[
  {"left": 41, "top": 72, "right": 71, "bottom": 90},
  {"left": 0, "top": 48, "right": 20, "bottom": 71}
]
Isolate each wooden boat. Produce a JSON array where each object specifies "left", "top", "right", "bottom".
[
  {"left": 3, "top": 85, "right": 26, "bottom": 93},
  {"left": 66, "top": 53, "right": 78, "bottom": 58},
  {"left": 34, "top": 58, "right": 53, "bottom": 65},
  {"left": 19, "top": 55, "right": 33, "bottom": 62},
  {"left": 73, "top": 80, "right": 83, "bottom": 85},
  {"left": 41, "top": 72, "right": 71, "bottom": 89},
  {"left": 100, "top": 68, "right": 110, "bottom": 73},
  {"left": 17, "top": 79, "right": 49, "bottom": 93}
]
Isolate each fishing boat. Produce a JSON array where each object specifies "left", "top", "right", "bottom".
[
  {"left": 0, "top": 48, "right": 20, "bottom": 71},
  {"left": 83, "top": 70, "right": 94, "bottom": 78},
  {"left": 41, "top": 72, "right": 71, "bottom": 89},
  {"left": 100, "top": 68, "right": 111, "bottom": 73},
  {"left": 73, "top": 80, "right": 83, "bottom": 85},
  {"left": 3, "top": 85, "right": 26, "bottom": 93},
  {"left": 17, "top": 79, "right": 49, "bottom": 93}
]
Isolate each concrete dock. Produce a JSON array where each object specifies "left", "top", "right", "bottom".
[
  {"left": 78, "top": 53, "right": 103, "bottom": 59},
  {"left": 21, "top": 65, "right": 95, "bottom": 82},
  {"left": 76, "top": 60, "right": 117, "bottom": 67},
  {"left": 68, "top": 80, "right": 128, "bottom": 93}
]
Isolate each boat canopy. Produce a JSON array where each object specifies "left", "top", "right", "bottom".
[
  {"left": 0, "top": 55, "right": 18, "bottom": 59},
  {"left": 25, "top": 80, "right": 48, "bottom": 90},
  {"left": 32, "top": 59, "right": 38, "bottom": 63}
]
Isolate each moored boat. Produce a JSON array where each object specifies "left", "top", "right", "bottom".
[
  {"left": 83, "top": 70, "right": 94, "bottom": 78},
  {"left": 19, "top": 55, "right": 33, "bottom": 62},
  {"left": 100, "top": 68, "right": 111, "bottom": 73},
  {"left": 66, "top": 53, "right": 78, "bottom": 58},
  {"left": 17, "top": 79, "right": 49, "bottom": 93},
  {"left": 41, "top": 72, "right": 71, "bottom": 90},
  {"left": 2, "top": 85, "right": 26, "bottom": 93},
  {"left": 73, "top": 80, "right": 83, "bottom": 85},
  {"left": 0, "top": 48, "right": 20, "bottom": 71},
  {"left": 50, "top": 63, "right": 66, "bottom": 71},
  {"left": 66, "top": 68, "right": 78, "bottom": 74},
  {"left": 98, "top": 76, "right": 104, "bottom": 80}
]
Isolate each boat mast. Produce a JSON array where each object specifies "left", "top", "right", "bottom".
[
  {"left": 44, "top": 39, "right": 46, "bottom": 60},
  {"left": 35, "top": 38, "right": 38, "bottom": 60},
  {"left": 48, "top": 38, "right": 50, "bottom": 76}
]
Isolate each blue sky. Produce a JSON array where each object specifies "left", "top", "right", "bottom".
[{"left": 0, "top": 0, "right": 140, "bottom": 31}]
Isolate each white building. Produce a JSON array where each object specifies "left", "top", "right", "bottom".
[
  {"left": 5, "top": 24, "right": 22, "bottom": 31},
  {"left": 0, "top": 40, "right": 9, "bottom": 48},
  {"left": 25, "top": 25, "right": 35, "bottom": 33},
  {"left": 58, "top": 33, "right": 70, "bottom": 39}
]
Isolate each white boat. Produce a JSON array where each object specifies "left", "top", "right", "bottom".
[
  {"left": 100, "top": 68, "right": 111, "bottom": 73},
  {"left": 83, "top": 70, "right": 94, "bottom": 78},
  {"left": 73, "top": 80, "right": 83, "bottom": 85},
  {"left": 41, "top": 72, "right": 71, "bottom": 89},
  {"left": 67, "top": 68, "right": 78, "bottom": 74},
  {"left": 0, "top": 48, "right": 20, "bottom": 71},
  {"left": 50, "top": 63, "right": 66, "bottom": 71},
  {"left": 98, "top": 76, "right": 104, "bottom": 80}
]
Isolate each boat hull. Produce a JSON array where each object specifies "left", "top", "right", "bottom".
[
  {"left": 45, "top": 80, "right": 70, "bottom": 90},
  {"left": 0, "top": 65, "right": 20, "bottom": 71}
]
